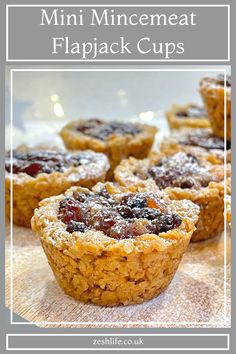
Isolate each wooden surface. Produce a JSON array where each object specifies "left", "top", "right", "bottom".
[{"left": 5, "top": 224, "right": 231, "bottom": 328}]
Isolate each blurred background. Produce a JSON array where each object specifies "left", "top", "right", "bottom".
[{"left": 5, "top": 66, "right": 230, "bottom": 149}]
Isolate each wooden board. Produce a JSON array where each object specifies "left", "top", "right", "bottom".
[{"left": 5, "top": 224, "right": 231, "bottom": 328}]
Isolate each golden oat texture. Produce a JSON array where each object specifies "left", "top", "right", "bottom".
[
  {"left": 226, "top": 177, "right": 231, "bottom": 225},
  {"left": 5, "top": 150, "right": 109, "bottom": 227},
  {"left": 160, "top": 129, "right": 231, "bottom": 165},
  {"left": 114, "top": 153, "right": 230, "bottom": 242},
  {"left": 31, "top": 184, "right": 199, "bottom": 306},
  {"left": 60, "top": 120, "right": 157, "bottom": 176},
  {"left": 166, "top": 103, "right": 210, "bottom": 130},
  {"left": 199, "top": 77, "right": 231, "bottom": 140}
]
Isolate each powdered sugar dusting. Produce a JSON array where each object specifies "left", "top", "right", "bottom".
[{"left": 148, "top": 152, "right": 213, "bottom": 189}]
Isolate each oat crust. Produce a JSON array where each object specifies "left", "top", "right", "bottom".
[
  {"left": 60, "top": 120, "right": 157, "bottom": 175},
  {"left": 199, "top": 77, "right": 231, "bottom": 140},
  {"left": 31, "top": 183, "right": 199, "bottom": 306},
  {"left": 166, "top": 103, "right": 210, "bottom": 130},
  {"left": 114, "top": 153, "right": 228, "bottom": 242},
  {"left": 5, "top": 150, "right": 109, "bottom": 227},
  {"left": 160, "top": 130, "right": 231, "bottom": 165}
]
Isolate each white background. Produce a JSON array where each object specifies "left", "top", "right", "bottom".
[{"left": 5, "top": 67, "right": 230, "bottom": 149}]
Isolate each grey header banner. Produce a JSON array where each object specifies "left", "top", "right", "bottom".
[{"left": 7, "top": 4, "right": 229, "bottom": 62}]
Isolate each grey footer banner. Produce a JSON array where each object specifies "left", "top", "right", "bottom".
[{"left": 6, "top": 334, "right": 229, "bottom": 351}]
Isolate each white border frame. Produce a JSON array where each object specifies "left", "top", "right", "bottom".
[
  {"left": 9, "top": 68, "right": 229, "bottom": 327},
  {"left": 6, "top": 4, "right": 230, "bottom": 62},
  {"left": 6, "top": 333, "right": 230, "bottom": 351}
]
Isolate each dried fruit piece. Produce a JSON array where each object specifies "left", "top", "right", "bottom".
[{"left": 58, "top": 190, "right": 182, "bottom": 239}]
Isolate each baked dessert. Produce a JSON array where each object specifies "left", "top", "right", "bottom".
[
  {"left": 60, "top": 118, "right": 157, "bottom": 176},
  {"left": 160, "top": 128, "right": 231, "bottom": 164},
  {"left": 199, "top": 74, "right": 231, "bottom": 140},
  {"left": 115, "top": 152, "right": 228, "bottom": 242},
  {"left": 31, "top": 182, "right": 199, "bottom": 306},
  {"left": 166, "top": 103, "right": 210, "bottom": 130},
  {"left": 226, "top": 177, "right": 231, "bottom": 225},
  {"left": 5, "top": 148, "right": 109, "bottom": 227}
]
